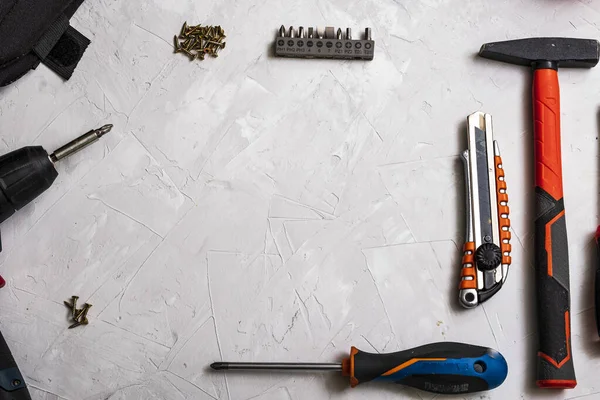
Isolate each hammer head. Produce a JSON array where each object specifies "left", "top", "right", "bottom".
[{"left": 479, "top": 37, "right": 600, "bottom": 68}]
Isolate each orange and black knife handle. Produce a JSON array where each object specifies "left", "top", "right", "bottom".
[{"left": 532, "top": 65, "right": 576, "bottom": 389}]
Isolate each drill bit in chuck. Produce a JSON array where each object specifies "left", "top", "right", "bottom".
[{"left": 50, "top": 124, "right": 112, "bottom": 163}]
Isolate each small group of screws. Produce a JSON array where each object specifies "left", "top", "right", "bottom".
[
  {"left": 64, "top": 296, "right": 92, "bottom": 329},
  {"left": 173, "top": 22, "right": 226, "bottom": 60},
  {"left": 278, "top": 25, "right": 372, "bottom": 41}
]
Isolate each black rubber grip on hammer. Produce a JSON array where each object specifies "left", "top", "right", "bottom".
[{"left": 534, "top": 188, "right": 576, "bottom": 388}]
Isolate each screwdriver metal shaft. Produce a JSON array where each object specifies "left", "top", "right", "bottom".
[
  {"left": 211, "top": 362, "right": 342, "bottom": 371},
  {"left": 50, "top": 124, "right": 112, "bottom": 163}
]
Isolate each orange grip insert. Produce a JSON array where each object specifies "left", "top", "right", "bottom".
[
  {"left": 533, "top": 69, "right": 563, "bottom": 201},
  {"left": 495, "top": 155, "right": 511, "bottom": 265},
  {"left": 500, "top": 229, "right": 511, "bottom": 242},
  {"left": 463, "top": 242, "right": 475, "bottom": 253},
  {"left": 342, "top": 346, "right": 360, "bottom": 387},
  {"left": 459, "top": 242, "right": 477, "bottom": 290}
]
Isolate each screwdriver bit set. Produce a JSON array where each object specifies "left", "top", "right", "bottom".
[{"left": 274, "top": 25, "right": 374, "bottom": 60}]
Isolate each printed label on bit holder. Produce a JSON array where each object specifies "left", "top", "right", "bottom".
[{"left": 275, "top": 26, "right": 374, "bottom": 60}]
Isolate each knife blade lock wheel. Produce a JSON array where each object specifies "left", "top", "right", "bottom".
[{"left": 459, "top": 112, "right": 512, "bottom": 308}]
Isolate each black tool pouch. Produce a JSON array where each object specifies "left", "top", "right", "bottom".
[{"left": 0, "top": 0, "right": 89, "bottom": 87}]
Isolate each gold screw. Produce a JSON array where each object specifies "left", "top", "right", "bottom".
[
  {"left": 65, "top": 296, "right": 79, "bottom": 316},
  {"left": 186, "top": 38, "right": 198, "bottom": 51},
  {"left": 74, "top": 303, "right": 91, "bottom": 320},
  {"left": 69, "top": 303, "right": 92, "bottom": 329},
  {"left": 68, "top": 321, "right": 82, "bottom": 329},
  {"left": 79, "top": 304, "right": 92, "bottom": 321},
  {"left": 180, "top": 21, "right": 188, "bottom": 38},
  {"left": 173, "top": 35, "right": 181, "bottom": 53},
  {"left": 183, "top": 48, "right": 196, "bottom": 60}
]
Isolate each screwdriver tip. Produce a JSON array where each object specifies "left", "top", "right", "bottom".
[
  {"left": 97, "top": 124, "right": 113, "bottom": 137},
  {"left": 211, "top": 362, "right": 227, "bottom": 370}
]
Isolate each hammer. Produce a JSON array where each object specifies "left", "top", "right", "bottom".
[{"left": 479, "top": 37, "right": 600, "bottom": 389}]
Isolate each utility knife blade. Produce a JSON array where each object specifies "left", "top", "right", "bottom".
[{"left": 459, "top": 112, "right": 511, "bottom": 308}]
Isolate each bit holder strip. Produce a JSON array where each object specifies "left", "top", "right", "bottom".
[{"left": 275, "top": 26, "right": 374, "bottom": 60}]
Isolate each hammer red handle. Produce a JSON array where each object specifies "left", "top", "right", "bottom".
[{"left": 532, "top": 68, "right": 576, "bottom": 389}]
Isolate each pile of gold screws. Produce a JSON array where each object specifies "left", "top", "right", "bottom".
[
  {"left": 64, "top": 296, "right": 92, "bottom": 329},
  {"left": 174, "top": 22, "right": 226, "bottom": 60}
]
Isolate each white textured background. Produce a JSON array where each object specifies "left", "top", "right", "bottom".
[{"left": 1, "top": 0, "right": 600, "bottom": 399}]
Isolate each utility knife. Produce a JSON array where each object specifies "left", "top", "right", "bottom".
[{"left": 459, "top": 112, "right": 512, "bottom": 308}]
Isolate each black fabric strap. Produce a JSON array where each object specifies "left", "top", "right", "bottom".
[
  {"left": 32, "top": 14, "right": 69, "bottom": 60},
  {"left": 41, "top": 25, "right": 90, "bottom": 80},
  {"left": 31, "top": 14, "right": 90, "bottom": 81}
]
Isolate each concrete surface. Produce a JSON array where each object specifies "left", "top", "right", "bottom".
[{"left": 1, "top": 0, "right": 600, "bottom": 399}]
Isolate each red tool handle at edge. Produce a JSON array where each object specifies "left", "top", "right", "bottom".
[{"left": 533, "top": 68, "right": 576, "bottom": 389}]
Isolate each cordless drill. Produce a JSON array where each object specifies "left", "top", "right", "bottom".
[
  {"left": 0, "top": 124, "right": 111, "bottom": 288},
  {"left": 0, "top": 124, "right": 111, "bottom": 400}
]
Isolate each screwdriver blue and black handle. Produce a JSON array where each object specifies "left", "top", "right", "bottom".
[
  {"left": 211, "top": 342, "right": 508, "bottom": 394},
  {"left": 0, "top": 331, "right": 31, "bottom": 400}
]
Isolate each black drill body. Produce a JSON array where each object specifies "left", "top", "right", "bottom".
[{"left": 0, "top": 146, "right": 57, "bottom": 228}]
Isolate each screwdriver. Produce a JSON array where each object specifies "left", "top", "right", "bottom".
[
  {"left": 0, "top": 124, "right": 112, "bottom": 288},
  {"left": 211, "top": 342, "right": 508, "bottom": 395}
]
